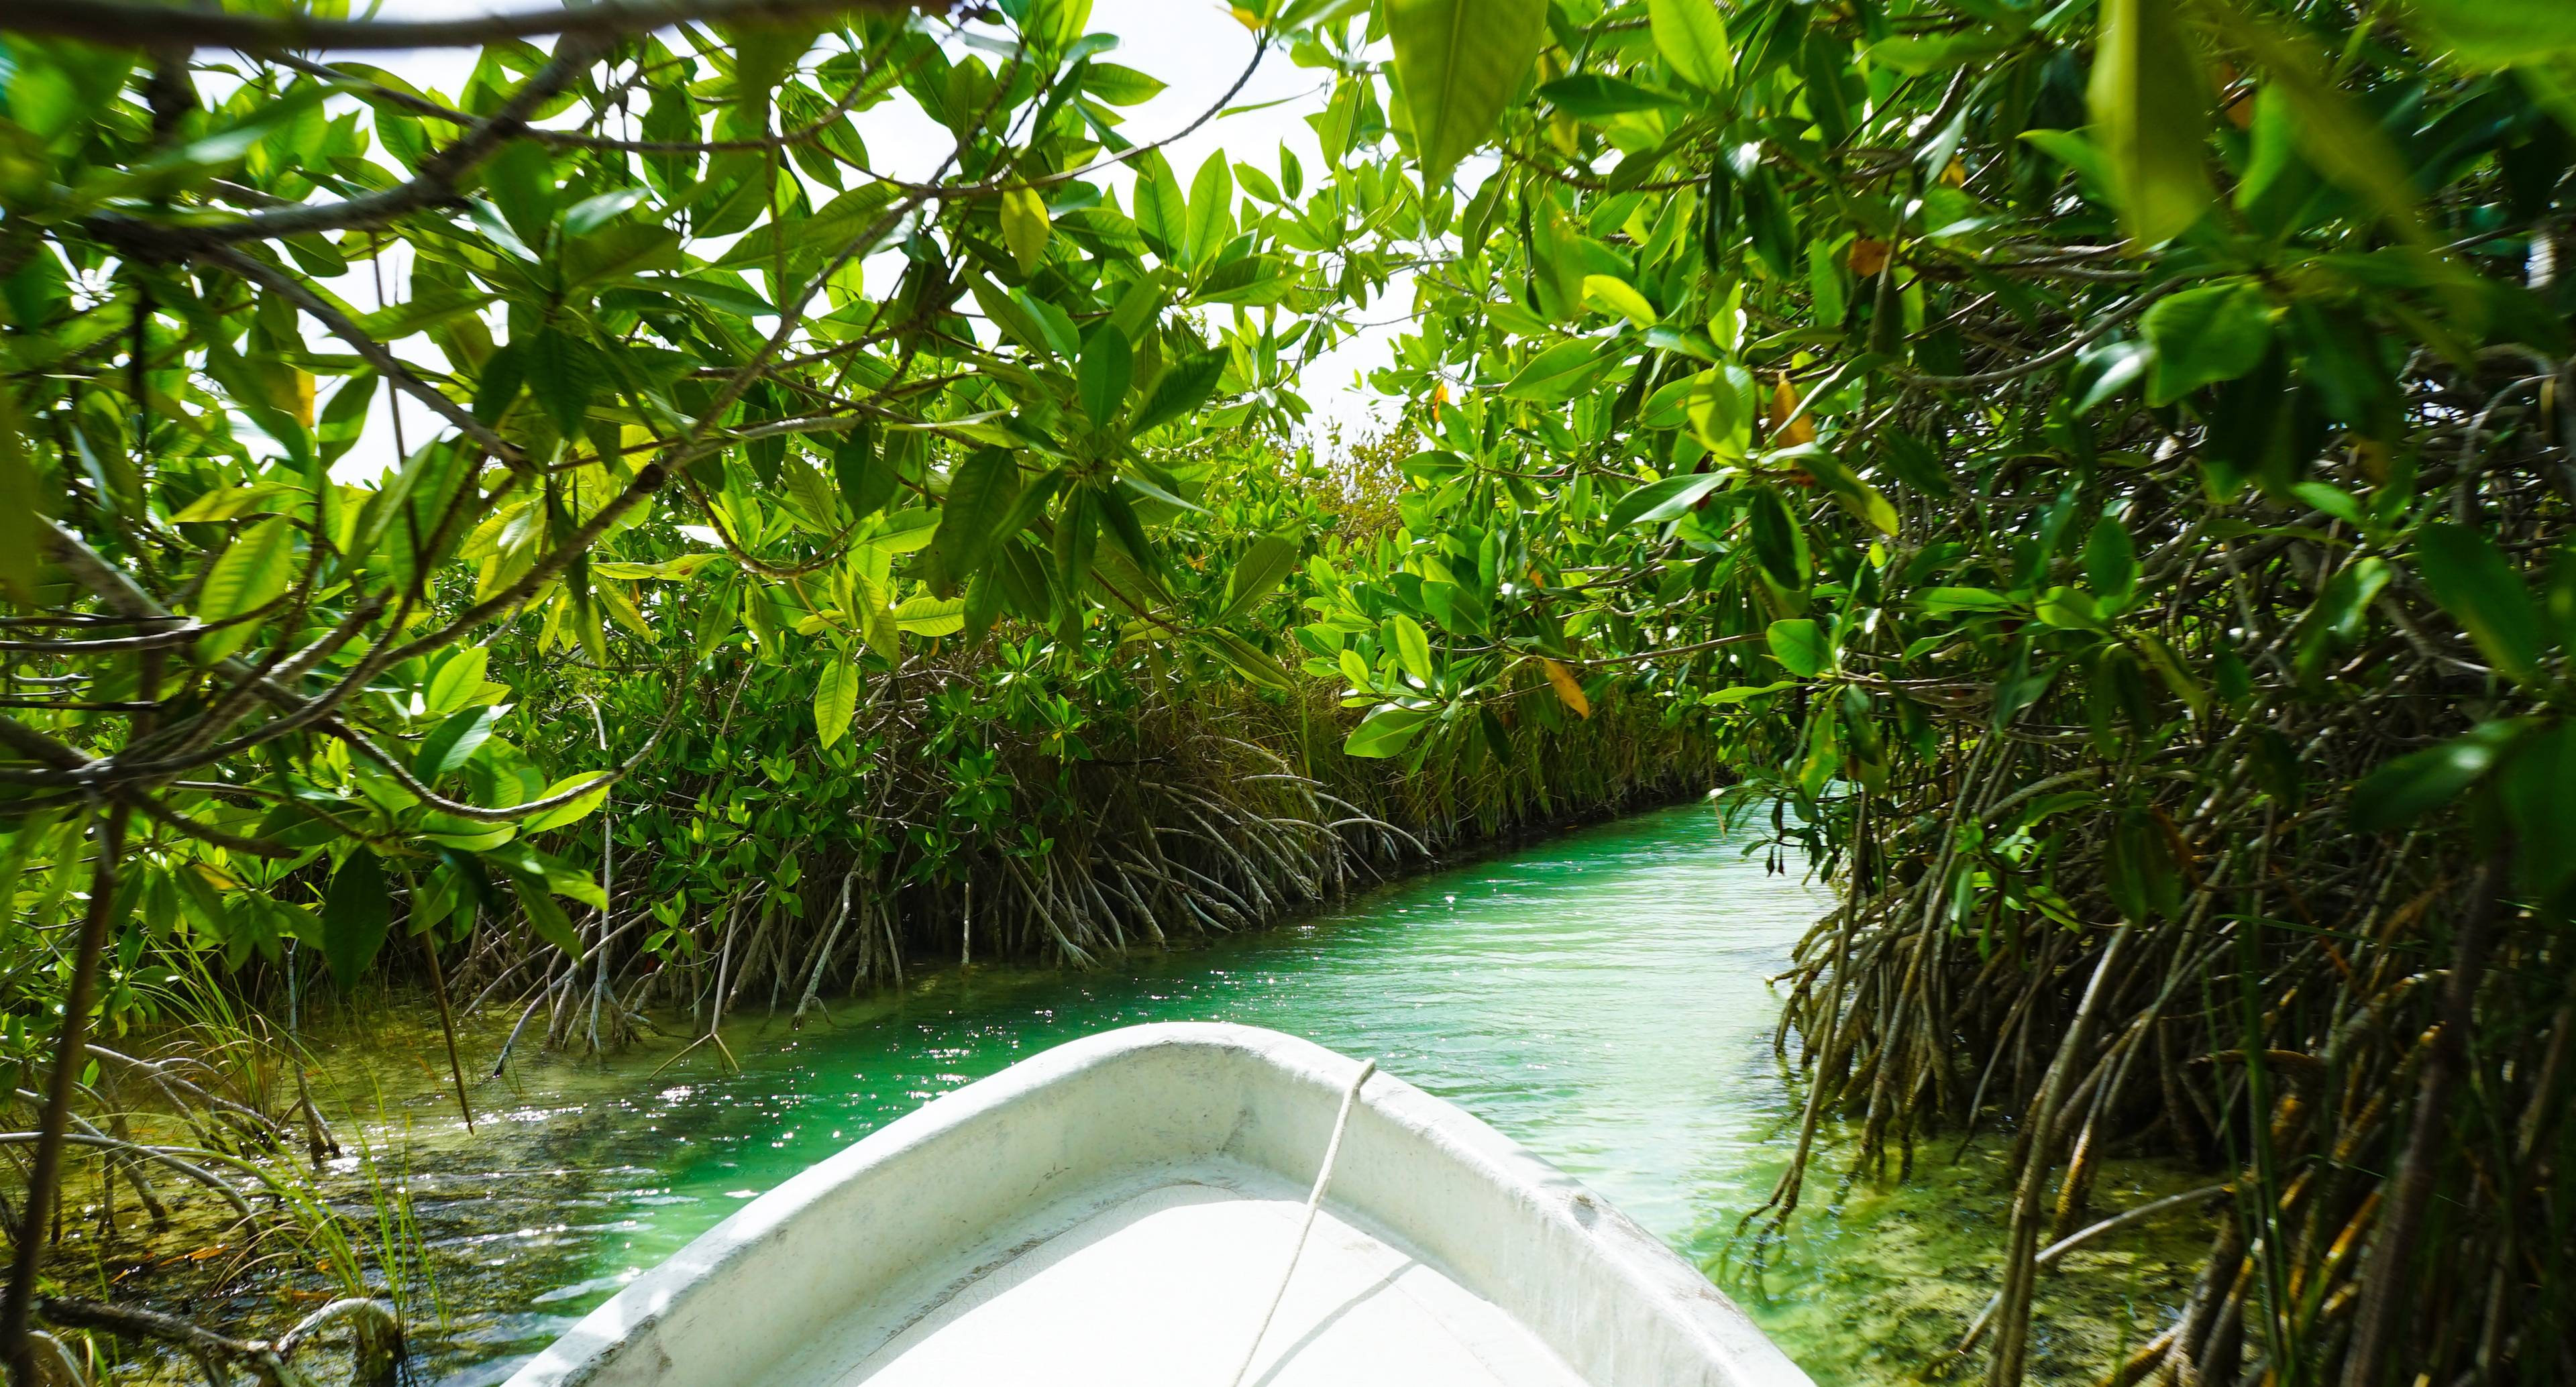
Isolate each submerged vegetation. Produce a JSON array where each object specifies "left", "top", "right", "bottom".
[{"left": 0, "top": 0, "right": 2572, "bottom": 1382}]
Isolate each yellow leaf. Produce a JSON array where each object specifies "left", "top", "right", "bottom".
[
  {"left": 999, "top": 186, "right": 1051, "bottom": 275},
  {"left": 1769, "top": 372, "right": 1817, "bottom": 447},
  {"left": 255, "top": 363, "right": 314, "bottom": 427},
  {"left": 1542, "top": 658, "right": 1591, "bottom": 718},
  {"left": 1847, "top": 237, "right": 1890, "bottom": 276},
  {"left": 1229, "top": 5, "right": 1263, "bottom": 31}
]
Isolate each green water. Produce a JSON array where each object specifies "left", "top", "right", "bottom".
[{"left": 320, "top": 803, "right": 2207, "bottom": 1386}]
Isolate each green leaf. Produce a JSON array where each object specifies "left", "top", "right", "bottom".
[
  {"left": 1501, "top": 340, "right": 1613, "bottom": 402},
  {"left": 593, "top": 554, "right": 724, "bottom": 581},
  {"left": 780, "top": 455, "right": 842, "bottom": 533},
  {"left": 1012, "top": 288, "right": 1083, "bottom": 360},
  {"left": 1185, "top": 154, "right": 1235, "bottom": 266},
  {"left": 321, "top": 853, "right": 390, "bottom": 991},
  {"left": 1094, "top": 482, "right": 1161, "bottom": 584},
  {"left": 360, "top": 288, "right": 498, "bottom": 341},
  {"left": 1702, "top": 681, "right": 1798, "bottom": 705},
  {"left": 2088, "top": 0, "right": 2210, "bottom": 247},
  {"left": 1920, "top": 586, "right": 2018, "bottom": 614},
  {"left": 894, "top": 594, "right": 967, "bottom": 636},
  {"left": 415, "top": 705, "right": 500, "bottom": 781},
  {"left": 2103, "top": 808, "right": 2181, "bottom": 921},
  {"left": 514, "top": 877, "right": 584, "bottom": 956},
  {"left": 1085, "top": 62, "right": 1168, "bottom": 105},
  {"left": 1607, "top": 471, "right": 1725, "bottom": 529},
  {"left": 566, "top": 223, "right": 682, "bottom": 287},
  {"left": 1201, "top": 628, "right": 1297, "bottom": 690},
  {"left": 1686, "top": 366, "right": 1755, "bottom": 458},
  {"left": 1344, "top": 704, "right": 1434, "bottom": 758},
  {"left": 2500, "top": 722, "right": 2576, "bottom": 900},
  {"left": 853, "top": 571, "right": 898, "bottom": 663},
  {"left": 1387, "top": 0, "right": 1549, "bottom": 186},
  {"left": 2035, "top": 586, "right": 2108, "bottom": 631},
  {"left": 928, "top": 448, "right": 1024, "bottom": 582},
  {"left": 564, "top": 186, "right": 646, "bottom": 236},
  {"left": 2019, "top": 128, "right": 2111, "bottom": 192},
  {"left": 2548, "top": 544, "right": 2576, "bottom": 653},
  {"left": 629, "top": 274, "right": 777, "bottom": 317},
  {"left": 835, "top": 429, "right": 896, "bottom": 519},
  {"left": 521, "top": 775, "right": 611, "bottom": 832},
  {"left": 1648, "top": 0, "right": 1732, "bottom": 91},
  {"left": 2412, "top": 0, "right": 2576, "bottom": 67},
  {"left": 525, "top": 327, "right": 600, "bottom": 436},
  {"left": 2416, "top": 521, "right": 2548, "bottom": 684},
  {"left": 2141, "top": 279, "right": 2275, "bottom": 404},
  {"left": 1868, "top": 27, "right": 2017, "bottom": 74},
  {"left": 1117, "top": 471, "right": 1203, "bottom": 516},
  {"left": 1391, "top": 614, "right": 1435, "bottom": 683},
  {"left": 480, "top": 140, "right": 557, "bottom": 245},
  {"left": 1132, "top": 149, "right": 1189, "bottom": 260},
  {"left": 1537, "top": 74, "right": 1682, "bottom": 119},
  {"left": 2134, "top": 632, "right": 2209, "bottom": 718},
  {"left": 2086, "top": 514, "right": 2141, "bottom": 607},
  {"left": 1581, "top": 274, "right": 1657, "bottom": 327},
  {"left": 813, "top": 659, "right": 859, "bottom": 748},
  {"left": 195, "top": 516, "right": 295, "bottom": 661},
  {"left": 2350, "top": 720, "right": 2526, "bottom": 832},
  {"left": 1791, "top": 447, "right": 1900, "bottom": 536},
  {"left": 1130, "top": 353, "right": 1227, "bottom": 435},
  {"left": 425, "top": 647, "right": 494, "bottom": 716},
  {"left": 1640, "top": 374, "right": 1701, "bottom": 429},
  {"left": 316, "top": 371, "right": 378, "bottom": 465},
  {"left": 197, "top": 515, "right": 293, "bottom": 622},
  {"left": 1077, "top": 326, "right": 1133, "bottom": 424},
  {"left": 1767, "top": 618, "right": 1831, "bottom": 676},
  {"left": 1219, "top": 533, "right": 1303, "bottom": 624},
  {"left": 1746, "top": 486, "right": 1811, "bottom": 590},
  {"left": 1055, "top": 485, "right": 1100, "bottom": 596},
  {"left": 1000, "top": 186, "right": 1053, "bottom": 274},
  {"left": 731, "top": 23, "right": 822, "bottom": 125}
]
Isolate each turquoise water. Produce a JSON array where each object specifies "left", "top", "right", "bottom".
[{"left": 326, "top": 802, "right": 2203, "bottom": 1385}]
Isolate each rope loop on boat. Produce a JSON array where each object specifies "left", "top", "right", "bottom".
[{"left": 1225, "top": 1057, "right": 1377, "bottom": 1387}]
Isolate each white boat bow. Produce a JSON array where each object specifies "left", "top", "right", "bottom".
[{"left": 502, "top": 1021, "right": 1813, "bottom": 1387}]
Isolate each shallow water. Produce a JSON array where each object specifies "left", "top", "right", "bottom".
[{"left": 301, "top": 801, "right": 2209, "bottom": 1386}]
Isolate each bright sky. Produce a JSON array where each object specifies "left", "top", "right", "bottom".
[{"left": 321, "top": 0, "right": 1415, "bottom": 481}]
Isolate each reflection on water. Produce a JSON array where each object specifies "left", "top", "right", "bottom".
[{"left": 299, "top": 801, "right": 2209, "bottom": 1386}]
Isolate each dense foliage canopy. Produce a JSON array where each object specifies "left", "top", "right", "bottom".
[{"left": 1, "top": 0, "right": 2573, "bottom": 1382}]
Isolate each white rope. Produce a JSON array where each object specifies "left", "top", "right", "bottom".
[{"left": 1225, "top": 1058, "right": 1377, "bottom": 1387}]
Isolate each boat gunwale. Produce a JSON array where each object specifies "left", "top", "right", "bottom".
[{"left": 500, "top": 1021, "right": 1813, "bottom": 1387}]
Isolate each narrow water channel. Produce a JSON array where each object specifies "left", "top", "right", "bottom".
[{"left": 315, "top": 801, "right": 2209, "bottom": 1386}]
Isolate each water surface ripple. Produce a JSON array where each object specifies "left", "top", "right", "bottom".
[{"left": 333, "top": 803, "right": 2201, "bottom": 1386}]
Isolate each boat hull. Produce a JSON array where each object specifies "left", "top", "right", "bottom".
[{"left": 502, "top": 1022, "right": 1812, "bottom": 1387}]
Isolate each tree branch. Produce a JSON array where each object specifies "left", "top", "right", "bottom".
[{"left": 0, "top": 0, "right": 928, "bottom": 54}]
